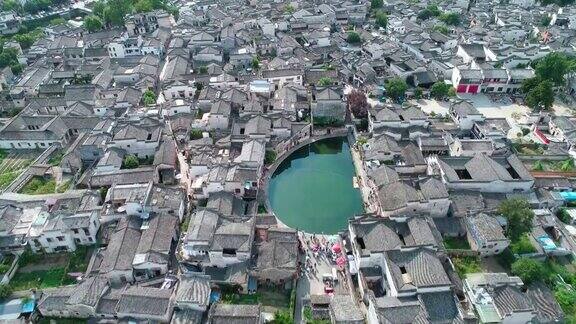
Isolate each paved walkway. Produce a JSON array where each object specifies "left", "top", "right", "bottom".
[{"left": 294, "top": 233, "right": 351, "bottom": 323}]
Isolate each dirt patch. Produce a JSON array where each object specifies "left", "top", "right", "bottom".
[{"left": 19, "top": 254, "right": 69, "bottom": 273}]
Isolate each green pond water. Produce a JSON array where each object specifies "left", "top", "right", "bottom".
[{"left": 268, "top": 137, "right": 364, "bottom": 234}]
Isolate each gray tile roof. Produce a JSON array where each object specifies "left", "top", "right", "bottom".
[
  {"left": 117, "top": 286, "right": 173, "bottom": 317},
  {"left": 330, "top": 295, "right": 364, "bottom": 322},
  {"left": 176, "top": 274, "right": 211, "bottom": 307},
  {"left": 209, "top": 304, "right": 261, "bottom": 324},
  {"left": 386, "top": 248, "right": 451, "bottom": 291}
]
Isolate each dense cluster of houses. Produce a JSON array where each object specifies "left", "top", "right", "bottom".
[{"left": 0, "top": 0, "right": 574, "bottom": 322}]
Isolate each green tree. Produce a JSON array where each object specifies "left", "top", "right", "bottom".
[
  {"left": 524, "top": 79, "right": 554, "bottom": 112},
  {"left": 439, "top": 12, "right": 460, "bottom": 26},
  {"left": 0, "top": 284, "right": 12, "bottom": 299},
  {"left": 12, "top": 33, "right": 38, "bottom": 49},
  {"left": 497, "top": 198, "right": 535, "bottom": 242},
  {"left": 134, "top": 0, "right": 153, "bottom": 12},
  {"left": 1, "top": 0, "right": 22, "bottom": 12},
  {"left": 84, "top": 15, "right": 103, "bottom": 32},
  {"left": 375, "top": 10, "right": 388, "bottom": 28},
  {"left": 50, "top": 18, "right": 66, "bottom": 26},
  {"left": 346, "top": 31, "right": 362, "bottom": 44},
  {"left": 558, "top": 158, "right": 575, "bottom": 172},
  {"left": 370, "top": 0, "right": 383, "bottom": 9},
  {"left": 417, "top": 4, "right": 441, "bottom": 20},
  {"left": 511, "top": 258, "right": 545, "bottom": 284},
  {"left": 540, "top": 15, "right": 552, "bottom": 26},
  {"left": 532, "top": 160, "right": 544, "bottom": 171},
  {"left": 251, "top": 57, "right": 260, "bottom": 70},
  {"left": 92, "top": 0, "right": 107, "bottom": 19},
  {"left": 272, "top": 310, "right": 292, "bottom": 324},
  {"left": 103, "top": 0, "right": 132, "bottom": 26},
  {"left": 433, "top": 24, "right": 449, "bottom": 35},
  {"left": 554, "top": 286, "right": 576, "bottom": 314},
  {"left": 198, "top": 66, "right": 208, "bottom": 74},
  {"left": 430, "top": 81, "right": 452, "bottom": 100},
  {"left": 317, "top": 77, "right": 333, "bottom": 87},
  {"left": 142, "top": 90, "right": 156, "bottom": 106},
  {"left": 123, "top": 155, "right": 140, "bottom": 169},
  {"left": 534, "top": 52, "right": 575, "bottom": 86},
  {"left": 284, "top": 4, "right": 295, "bottom": 14},
  {"left": 10, "top": 64, "right": 23, "bottom": 75},
  {"left": 385, "top": 78, "right": 408, "bottom": 102},
  {"left": 414, "top": 87, "right": 423, "bottom": 99}
]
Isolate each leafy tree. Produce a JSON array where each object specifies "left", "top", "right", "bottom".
[
  {"left": 92, "top": 0, "right": 107, "bottom": 19},
  {"left": 317, "top": 77, "right": 333, "bottom": 87},
  {"left": 417, "top": 4, "right": 441, "bottom": 20},
  {"left": 558, "top": 158, "right": 575, "bottom": 172},
  {"left": 385, "top": 78, "right": 408, "bottom": 103},
  {"left": 414, "top": 87, "right": 423, "bottom": 99},
  {"left": 347, "top": 90, "right": 369, "bottom": 119},
  {"left": 84, "top": 15, "right": 103, "bottom": 32},
  {"left": 198, "top": 66, "right": 208, "bottom": 74},
  {"left": 439, "top": 12, "right": 460, "bottom": 26},
  {"left": 540, "top": 15, "right": 552, "bottom": 26},
  {"left": 0, "top": 285, "right": 12, "bottom": 299},
  {"left": 346, "top": 32, "right": 362, "bottom": 44},
  {"left": 557, "top": 207, "right": 571, "bottom": 224},
  {"left": 430, "top": 81, "right": 452, "bottom": 100},
  {"left": 284, "top": 4, "right": 295, "bottom": 14},
  {"left": 251, "top": 57, "right": 260, "bottom": 70},
  {"left": 375, "top": 10, "right": 388, "bottom": 28},
  {"left": 534, "top": 52, "right": 575, "bottom": 86},
  {"left": 142, "top": 90, "right": 156, "bottom": 106},
  {"left": 554, "top": 286, "right": 576, "bottom": 314},
  {"left": 433, "top": 24, "right": 449, "bottom": 35},
  {"left": 272, "top": 310, "right": 292, "bottom": 324},
  {"left": 532, "top": 160, "right": 544, "bottom": 171},
  {"left": 497, "top": 198, "right": 535, "bottom": 242},
  {"left": 524, "top": 79, "right": 554, "bottom": 112},
  {"left": 265, "top": 150, "right": 277, "bottom": 165},
  {"left": 12, "top": 33, "right": 38, "bottom": 49},
  {"left": 370, "top": 0, "right": 383, "bottom": 10},
  {"left": 10, "top": 64, "right": 23, "bottom": 75},
  {"left": 123, "top": 155, "right": 140, "bottom": 169},
  {"left": 511, "top": 258, "right": 545, "bottom": 284},
  {"left": 50, "top": 18, "right": 66, "bottom": 26},
  {"left": 103, "top": 0, "right": 132, "bottom": 26},
  {"left": 1, "top": 0, "right": 22, "bottom": 12},
  {"left": 134, "top": 0, "right": 154, "bottom": 12},
  {"left": 189, "top": 129, "right": 203, "bottom": 140}
]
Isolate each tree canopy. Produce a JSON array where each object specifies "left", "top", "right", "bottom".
[
  {"left": 142, "top": 90, "right": 157, "bottom": 106},
  {"left": 346, "top": 32, "right": 362, "bottom": 44},
  {"left": 511, "top": 258, "right": 546, "bottom": 285},
  {"left": 417, "top": 4, "right": 441, "bottom": 20},
  {"left": 497, "top": 198, "right": 535, "bottom": 242},
  {"left": 348, "top": 90, "right": 369, "bottom": 119},
  {"left": 123, "top": 155, "right": 140, "bottom": 169},
  {"left": 439, "top": 12, "right": 460, "bottom": 26},
  {"left": 430, "top": 81, "right": 452, "bottom": 100},
  {"left": 84, "top": 15, "right": 103, "bottom": 32},
  {"left": 524, "top": 79, "right": 554, "bottom": 111},
  {"left": 385, "top": 78, "right": 408, "bottom": 103},
  {"left": 370, "top": 0, "right": 383, "bottom": 10},
  {"left": 375, "top": 11, "right": 388, "bottom": 29},
  {"left": 534, "top": 52, "right": 575, "bottom": 86},
  {"left": 317, "top": 77, "right": 333, "bottom": 87}
]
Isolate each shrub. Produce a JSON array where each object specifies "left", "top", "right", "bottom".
[{"left": 122, "top": 155, "right": 139, "bottom": 169}]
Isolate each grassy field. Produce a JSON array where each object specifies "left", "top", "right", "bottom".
[
  {"left": 11, "top": 247, "right": 91, "bottom": 291},
  {"left": 0, "top": 151, "right": 35, "bottom": 190},
  {"left": 443, "top": 236, "right": 471, "bottom": 250},
  {"left": 452, "top": 256, "right": 482, "bottom": 277}
]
